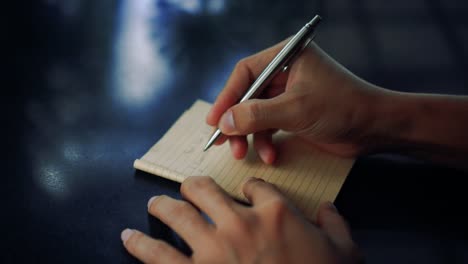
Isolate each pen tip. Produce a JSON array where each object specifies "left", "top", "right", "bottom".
[
  {"left": 203, "top": 129, "right": 222, "bottom": 152},
  {"left": 203, "top": 142, "right": 211, "bottom": 152}
]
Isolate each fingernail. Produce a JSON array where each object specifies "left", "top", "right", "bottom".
[
  {"left": 241, "top": 177, "right": 263, "bottom": 186},
  {"left": 219, "top": 110, "right": 235, "bottom": 134},
  {"left": 147, "top": 196, "right": 158, "bottom": 209},
  {"left": 259, "top": 148, "right": 270, "bottom": 164},
  {"left": 246, "top": 177, "right": 264, "bottom": 184},
  {"left": 250, "top": 177, "right": 265, "bottom": 182},
  {"left": 121, "top": 228, "right": 134, "bottom": 243}
]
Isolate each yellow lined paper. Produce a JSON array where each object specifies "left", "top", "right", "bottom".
[{"left": 134, "top": 100, "right": 354, "bottom": 219}]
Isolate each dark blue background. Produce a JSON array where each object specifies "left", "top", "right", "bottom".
[{"left": 5, "top": 0, "right": 468, "bottom": 263}]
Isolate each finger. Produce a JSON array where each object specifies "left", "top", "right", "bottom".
[
  {"left": 316, "top": 202, "right": 357, "bottom": 255},
  {"left": 218, "top": 91, "right": 304, "bottom": 136},
  {"left": 229, "top": 136, "right": 248, "bottom": 159},
  {"left": 121, "top": 229, "right": 190, "bottom": 264},
  {"left": 242, "top": 177, "right": 285, "bottom": 206},
  {"left": 206, "top": 40, "right": 290, "bottom": 126},
  {"left": 253, "top": 131, "right": 276, "bottom": 164},
  {"left": 180, "top": 176, "right": 239, "bottom": 222},
  {"left": 147, "top": 195, "right": 212, "bottom": 247},
  {"left": 265, "top": 84, "right": 286, "bottom": 98},
  {"left": 214, "top": 134, "right": 228, "bottom": 146}
]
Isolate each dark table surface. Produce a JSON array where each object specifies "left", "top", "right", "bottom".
[{"left": 5, "top": 1, "right": 468, "bottom": 263}]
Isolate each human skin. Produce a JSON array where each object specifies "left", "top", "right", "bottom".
[
  {"left": 121, "top": 177, "right": 361, "bottom": 264},
  {"left": 121, "top": 39, "right": 468, "bottom": 263},
  {"left": 206, "top": 40, "right": 468, "bottom": 168}
]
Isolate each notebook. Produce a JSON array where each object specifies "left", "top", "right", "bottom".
[{"left": 134, "top": 100, "right": 354, "bottom": 220}]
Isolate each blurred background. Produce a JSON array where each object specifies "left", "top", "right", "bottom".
[{"left": 5, "top": 0, "right": 468, "bottom": 263}]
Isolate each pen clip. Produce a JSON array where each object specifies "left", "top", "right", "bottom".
[{"left": 281, "top": 35, "right": 315, "bottom": 72}]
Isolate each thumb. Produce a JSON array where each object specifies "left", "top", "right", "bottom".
[
  {"left": 218, "top": 93, "right": 302, "bottom": 135},
  {"left": 316, "top": 202, "right": 358, "bottom": 257}
]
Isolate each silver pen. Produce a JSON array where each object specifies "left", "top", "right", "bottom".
[{"left": 203, "top": 15, "right": 322, "bottom": 151}]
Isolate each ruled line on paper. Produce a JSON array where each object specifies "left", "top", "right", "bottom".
[{"left": 134, "top": 100, "right": 355, "bottom": 220}]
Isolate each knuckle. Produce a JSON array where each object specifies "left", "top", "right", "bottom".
[
  {"left": 167, "top": 200, "right": 193, "bottom": 219},
  {"left": 243, "top": 211, "right": 259, "bottom": 226},
  {"left": 192, "top": 176, "right": 214, "bottom": 189},
  {"left": 287, "top": 92, "right": 312, "bottom": 131},
  {"left": 235, "top": 58, "right": 248, "bottom": 70},
  {"left": 261, "top": 199, "right": 291, "bottom": 240},
  {"left": 262, "top": 198, "right": 291, "bottom": 232},
  {"left": 248, "top": 101, "right": 264, "bottom": 121},
  {"left": 243, "top": 178, "right": 261, "bottom": 197},
  {"left": 149, "top": 240, "right": 167, "bottom": 257},
  {"left": 226, "top": 212, "right": 251, "bottom": 234},
  {"left": 241, "top": 101, "right": 265, "bottom": 131},
  {"left": 267, "top": 198, "right": 289, "bottom": 216},
  {"left": 126, "top": 231, "right": 144, "bottom": 252},
  {"left": 244, "top": 178, "right": 280, "bottom": 202},
  {"left": 290, "top": 92, "right": 309, "bottom": 115},
  {"left": 181, "top": 176, "right": 214, "bottom": 195},
  {"left": 230, "top": 59, "right": 252, "bottom": 99},
  {"left": 211, "top": 189, "right": 230, "bottom": 206},
  {"left": 219, "top": 212, "right": 257, "bottom": 245},
  {"left": 219, "top": 211, "right": 259, "bottom": 241},
  {"left": 148, "top": 196, "right": 194, "bottom": 221},
  {"left": 246, "top": 178, "right": 271, "bottom": 193}
]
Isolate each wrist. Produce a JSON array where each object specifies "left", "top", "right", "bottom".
[
  {"left": 366, "top": 90, "right": 468, "bottom": 168},
  {"left": 362, "top": 88, "right": 416, "bottom": 153}
]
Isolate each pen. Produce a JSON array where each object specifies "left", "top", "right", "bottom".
[{"left": 203, "top": 15, "right": 322, "bottom": 152}]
